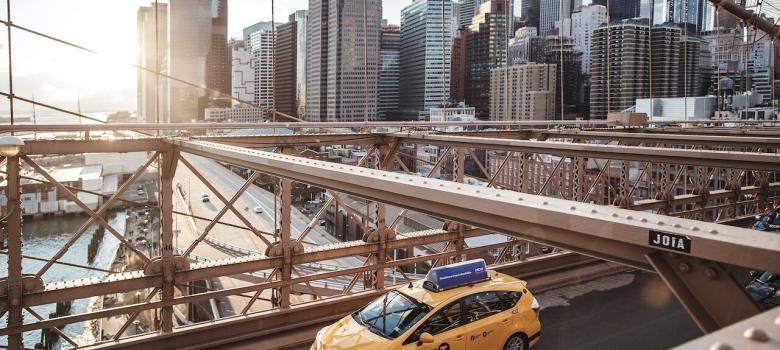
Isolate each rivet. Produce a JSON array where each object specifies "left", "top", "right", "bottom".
[
  {"left": 542, "top": 201, "right": 548, "bottom": 205},
  {"left": 708, "top": 342, "right": 733, "bottom": 350},
  {"left": 591, "top": 209, "right": 597, "bottom": 214},
  {"left": 408, "top": 178, "right": 413, "bottom": 181},
  {"left": 704, "top": 268, "right": 718, "bottom": 280},
  {"left": 517, "top": 197, "right": 523, "bottom": 201},
  {"left": 457, "top": 187, "right": 462, "bottom": 190},
  {"left": 626, "top": 215, "right": 633, "bottom": 220},
  {"left": 440, "top": 184, "right": 444, "bottom": 187},
  {"left": 743, "top": 327, "right": 770, "bottom": 342},
  {"left": 570, "top": 206, "right": 576, "bottom": 210},
  {"left": 709, "top": 229, "right": 718, "bottom": 234},
  {"left": 611, "top": 213, "right": 618, "bottom": 217},
  {"left": 678, "top": 262, "right": 691, "bottom": 273},
  {"left": 673, "top": 223, "right": 680, "bottom": 228},
  {"left": 691, "top": 226, "right": 699, "bottom": 231},
  {"left": 640, "top": 218, "right": 647, "bottom": 222},
  {"left": 395, "top": 176, "right": 399, "bottom": 179},
  {"left": 496, "top": 193, "right": 501, "bottom": 197},
  {"left": 423, "top": 181, "right": 428, "bottom": 184}
]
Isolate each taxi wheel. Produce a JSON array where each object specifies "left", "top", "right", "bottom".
[{"left": 504, "top": 333, "right": 528, "bottom": 350}]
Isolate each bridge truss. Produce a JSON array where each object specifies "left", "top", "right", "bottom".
[{"left": 0, "top": 121, "right": 777, "bottom": 349}]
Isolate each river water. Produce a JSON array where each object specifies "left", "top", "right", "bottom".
[{"left": 1, "top": 211, "right": 125, "bottom": 349}]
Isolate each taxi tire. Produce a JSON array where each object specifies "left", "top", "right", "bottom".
[{"left": 503, "top": 333, "right": 529, "bottom": 350}]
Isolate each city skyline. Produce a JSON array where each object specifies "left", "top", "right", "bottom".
[{"left": 0, "top": 0, "right": 522, "bottom": 115}]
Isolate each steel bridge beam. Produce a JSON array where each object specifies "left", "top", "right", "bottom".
[
  {"left": 172, "top": 140, "right": 780, "bottom": 272},
  {"left": 390, "top": 133, "right": 780, "bottom": 171}
]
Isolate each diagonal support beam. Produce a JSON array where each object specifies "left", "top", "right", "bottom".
[
  {"left": 646, "top": 252, "right": 761, "bottom": 333},
  {"left": 24, "top": 154, "right": 158, "bottom": 277}
]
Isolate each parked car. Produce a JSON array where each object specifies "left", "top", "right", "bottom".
[
  {"left": 202, "top": 194, "right": 210, "bottom": 203},
  {"left": 254, "top": 206, "right": 263, "bottom": 214}
]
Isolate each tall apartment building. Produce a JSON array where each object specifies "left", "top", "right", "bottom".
[
  {"left": 490, "top": 64, "right": 556, "bottom": 121},
  {"left": 400, "top": 0, "right": 454, "bottom": 116},
  {"left": 245, "top": 22, "right": 275, "bottom": 109},
  {"left": 650, "top": 25, "right": 681, "bottom": 98},
  {"left": 465, "top": 1, "right": 508, "bottom": 119},
  {"left": 679, "top": 35, "right": 711, "bottom": 97},
  {"left": 590, "top": 19, "right": 651, "bottom": 119},
  {"left": 167, "top": 0, "right": 229, "bottom": 123},
  {"left": 291, "top": 11, "right": 308, "bottom": 117},
  {"left": 539, "top": 0, "right": 571, "bottom": 37},
  {"left": 544, "top": 32, "right": 584, "bottom": 119},
  {"left": 379, "top": 24, "right": 400, "bottom": 120},
  {"left": 137, "top": 2, "right": 167, "bottom": 123},
  {"left": 305, "top": 0, "right": 382, "bottom": 122},
  {"left": 229, "top": 40, "right": 256, "bottom": 104},
  {"left": 274, "top": 21, "right": 298, "bottom": 117},
  {"left": 451, "top": 28, "right": 467, "bottom": 102},
  {"left": 590, "top": 19, "right": 702, "bottom": 118},
  {"left": 571, "top": 5, "right": 607, "bottom": 74}
]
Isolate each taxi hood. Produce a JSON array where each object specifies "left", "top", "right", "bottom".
[{"left": 319, "top": 314, "right": 389, "bottom": 350}]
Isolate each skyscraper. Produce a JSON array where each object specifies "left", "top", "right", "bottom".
[
  {"left": 291, "top": 10, "right": 308, "bottom": 117},
  {"left": 451, "top": 28, "right": 467, "bottom": 102},
  {"left": 544, "top": 30, "right": 584, "bottom": 119},
  {"left": 275, "top": 21, "right": 298, "bottom": 117},
  {"left": 539, "top": 0, "right": 571, "bottom": 37},
  {"left": 590, "top": 19, "right": 651, "bottom": 119},
  {"left": 229, "top": 39, "right": 256, "bottom": 104},
  {"left": 400, "top": 0, "right": 454, "bottom": 116},
  {"left": 306, "top": 0, "right": 382, "bottom": 122},
  {"left": 571, "top": 5, "right": 607, "bottom": 74},
  {"left": 379, "top": 24, "right": 400, "bottom": 120},
  {"left": 137, "top": 2, "right": 167, "bottom": 123},
  {"left": 591, "top": 0, "right": 641, "bottom": 21},
  {"left": 458, "top": 0, "right": 485, "bottom": 28},
  {"left": 167, "top": 0, "right": 229, "bottom": 123},
  {"left": 521, "top": 0, "right": 540, "bottom": 28},
  {"left": 245, "top": 22, "right": 275, "bottom": 109},
  {"left": 306, "top": 0, "right": 329, "bottom": 121},
  {"left": 465, "top": 1, "right": 508, "bottom": 119}
]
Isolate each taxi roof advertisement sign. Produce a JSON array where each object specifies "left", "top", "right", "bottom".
[{"left": 424, "top": 259, "right": 490, "bottom": 292}]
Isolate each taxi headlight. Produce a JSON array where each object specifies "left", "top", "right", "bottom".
[{"left": 531, "top": 297, "right": 540, "bottom": 315}]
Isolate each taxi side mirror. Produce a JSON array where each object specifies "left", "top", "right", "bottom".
[{"left": 419, "top": 332, "right": 434, "bottom": 345}]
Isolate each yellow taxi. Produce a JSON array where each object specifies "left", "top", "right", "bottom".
[{"left": 311, "top": 259, "right": 541, "bottom": 350}]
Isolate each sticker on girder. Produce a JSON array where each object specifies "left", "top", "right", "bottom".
[{"left": 649, "top": 231, "right": 691, "bottom": 253}]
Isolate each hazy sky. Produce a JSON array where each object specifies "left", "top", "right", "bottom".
[{"left": 0, "top": 0, "right": 523, "bottom": 116}]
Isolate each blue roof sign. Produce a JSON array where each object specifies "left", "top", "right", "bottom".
[{"left": 423, "top": 259, "right": 490, "bottom": 292}]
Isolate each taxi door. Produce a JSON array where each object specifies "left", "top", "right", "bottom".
[
  {"left": 400, "top": 299, "right": 466, "bottom": 350},
  {"left": 463, "top": 292, "right": 512, "bottom": 349}
]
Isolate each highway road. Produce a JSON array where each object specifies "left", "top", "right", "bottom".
[{"left": 177, "top": 154, "right": 364, "bottom": 267}]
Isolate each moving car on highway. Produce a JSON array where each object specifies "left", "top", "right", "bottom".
[{"left": 311, "top": 259, "right": 541, "bottom": 350}]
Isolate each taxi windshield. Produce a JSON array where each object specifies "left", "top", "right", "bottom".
[{"left": 352, "top": 290, "right": 430, "bottom": 339}]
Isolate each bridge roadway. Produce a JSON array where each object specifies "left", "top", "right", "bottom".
[{"left": 218, "top": 266, "right": 700, "bottom": 349}]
